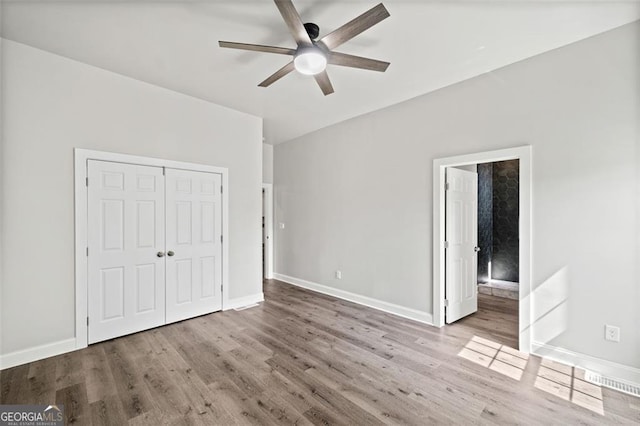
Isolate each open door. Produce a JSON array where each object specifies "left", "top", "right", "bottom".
[{"left": 445, "top": 167, "right": 479, "bottom": 323}]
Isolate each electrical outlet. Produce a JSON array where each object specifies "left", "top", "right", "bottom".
[
  {"left": 335, "top": 270, "right": 342, "bottom": 279},
  {"left": 278, "top": 223, "right": 285, "bottom": 229},
  {"left": 605, "top": 325, "right": 620, "bottom": 342}
]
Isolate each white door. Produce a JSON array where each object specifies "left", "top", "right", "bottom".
[
  {"left": 445, "top": 167, "right": 478, "bottom": 323},
  {"left": 165, "top": 169, "right": 223, "bottom": 323},
  {"left": 88, "top": 160, "right": 166, "bottom": 343}
]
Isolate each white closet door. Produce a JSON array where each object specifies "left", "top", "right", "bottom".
[
  {"left": 165, "top": 169, "right": 222, "bottom": 323},
  {"left": 87, "top": 160, "right": 165, "bottom": 344}
]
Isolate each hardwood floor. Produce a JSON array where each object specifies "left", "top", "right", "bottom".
[{"left": 2, "top": 280, "right": 638, "bottom": 425}]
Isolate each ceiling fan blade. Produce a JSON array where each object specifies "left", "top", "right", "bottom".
[
  {"left": 258, "top": 61, "right": 296, "bottom": 87},
  {"left": 314, "top": 70, "right": 334, "bottom": 96},
  {"left": 219, "top": 41, "right": 296, "bottom": 56},
  {"left": 274, "top": 0, "right": 312, "bottom": 47},
  {"left": 319, "top": 3, "right": 390, "bottom": 51},
  {"left": 328, "top": 52, "right": 389, "bottom": 72}
]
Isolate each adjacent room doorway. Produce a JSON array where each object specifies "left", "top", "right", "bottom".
[{"left": 433, "top": 146, "right": 532, "bottom": 352}]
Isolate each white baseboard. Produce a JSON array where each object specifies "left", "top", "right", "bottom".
[
  {"left": 224, "top": 292, "right": 264, "bottom": 311},
  {"left": 532, "top": 341, "right": 640, "bottom": 387},
  {"left": 273, "top": 273, "right": 433, "bottom": 325},
  {"left": 1, "top": 293, "right": 263, "bottom": 369},
  {"left": 0, "top": 338, "right": 78, "bottom": 370}
]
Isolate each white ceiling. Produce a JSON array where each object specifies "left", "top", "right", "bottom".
[{"left": 2, "top": 1, "right": 639, "bottom": 144}]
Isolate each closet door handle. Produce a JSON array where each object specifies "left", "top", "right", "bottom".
[
  {"left": 167, "top": 251, "right": 175, "bottom": 257},
  {"left": 157, "top": 251, "right": 165, "bottom": 257}
]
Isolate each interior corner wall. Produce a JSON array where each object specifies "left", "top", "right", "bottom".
[
  {"left": 274, "top": 21, "right": 640, "bottom": 369},
  {"left": 0, "top": 39, "right": 263, "bottom": 356},
  {"left": 0, "top": 35, "right": 5, "bottom": 358},
  {"left": 263, "top": 143, "right": 274, "bottom": 184}
]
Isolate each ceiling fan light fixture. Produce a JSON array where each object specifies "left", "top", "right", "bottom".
[
  {"left": 294, "top": 49, "right": 327, "bottom": 75},
  {"left": 219, "top": 1, "right": 390, "bottom": 95}
]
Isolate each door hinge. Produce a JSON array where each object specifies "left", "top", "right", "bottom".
[
  {"left": 162, "top": 167, "right": 166, "bottom": 176},
  {"left": 87, "top": 317, "right": 89, "bottom": 326},
  {"left": 444, "top": 299, "right": 450, "bottom": 307},
  {"left": 220, "top": 185, "right": 223, "bottom": 194},
  {"left": 86, "top": 177, "right": 89, "bottom": 187},
  {"left": 445, "top": 182, "right": 450, "bottom": 191},
  {"left": 221, "top": 284, "right": 223, "bottom": 293},
  {"left": 444, "top": 241, "right": 449, "bottom": 249},
  {"left": 220, "top": 235, "right": 223, "bottom": 243},
  {"left": 86, "top": 247, "right": 89, "bottom": 256}
]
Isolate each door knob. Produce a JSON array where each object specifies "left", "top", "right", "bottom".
[
  {"left": 474, "top": 247, "right": 481, "bottom": 252},
  {"left": 157, "top": 251, "right": 165, "bottom": 257},
  {"left": 167, "top": 250, "right": 175, "bottom": 257}
]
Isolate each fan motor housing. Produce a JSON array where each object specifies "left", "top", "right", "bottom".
[{"left": 304, "top": 23, "right": 320, "bottom": 40}]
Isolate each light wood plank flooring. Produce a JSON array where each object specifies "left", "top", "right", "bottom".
[{"left": 2, "top": 280, "right": 638, "bottom": 424}]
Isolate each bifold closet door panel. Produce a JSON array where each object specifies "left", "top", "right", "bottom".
[
  {"left": 87, "top": 160, "right": 166, "bottom": 344},
  {"left": 165, "top": 169, "right": 223, "bottom": 323}
]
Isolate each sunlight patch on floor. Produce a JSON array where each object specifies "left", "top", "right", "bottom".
[
  {"left": 534, "top": 359, "right": 604, "bottom": 415},
  {"left": 458, "top": 336, "right": 529, "bottom": 381}
]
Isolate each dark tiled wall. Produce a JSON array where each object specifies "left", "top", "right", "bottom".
[
  {"left": 491, "top": 160, "right": 519, "bottom": 282},
  {"left": 477, "top": 163, "right": 493, "bottom": 283},
  {"left": 476, "top": 160, "right": 519, "bottom": 283}
]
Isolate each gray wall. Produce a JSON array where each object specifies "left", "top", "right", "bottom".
[
  {"left": 275, "top": 22, "right": 640, "bottom": 368},
  {"left": 0, "top": 33, "right": 4, "bottom": 357},
  {"left": 1, "top": 40, "right": 263, "bottom": 355}
]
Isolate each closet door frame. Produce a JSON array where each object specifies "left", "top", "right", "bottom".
[{"left": 74, "top": 148, "right": 229, "bottom": 350}]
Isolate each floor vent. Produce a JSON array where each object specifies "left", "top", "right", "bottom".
[{"left": 585, "top": 371, "right": 640, "bottom": 398}]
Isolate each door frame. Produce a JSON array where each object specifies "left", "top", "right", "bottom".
[
  {"left": 262, "top": 183, "right": 274, "bottom": 279},
  {"left": 432, "top": 145, "right": 532, "bottom": 352},
  {"left": 74, "top": 148, "right": 229, "bottom": 350}
]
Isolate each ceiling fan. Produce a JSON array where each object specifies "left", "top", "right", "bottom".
[{"left": 219, "top": 0, "right": 390, "bottom": 96}]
